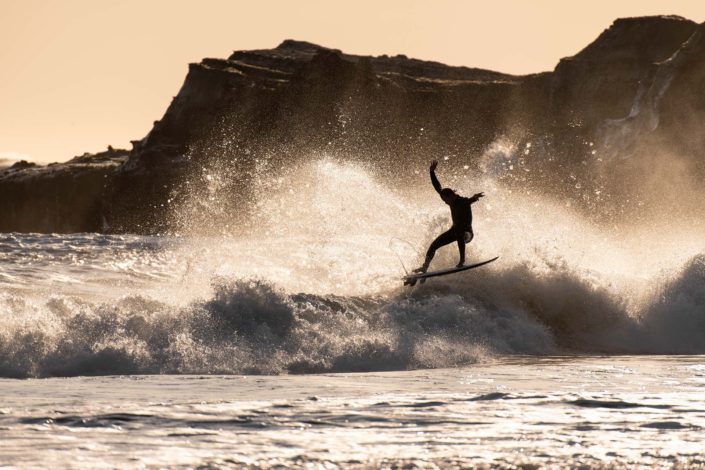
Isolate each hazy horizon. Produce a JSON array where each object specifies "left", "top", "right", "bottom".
[{"left": 1, "top": 0, "right": 704, "bottom": 164}]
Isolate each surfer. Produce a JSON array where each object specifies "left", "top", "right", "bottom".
[{"left": 414, "top": 160, "right": 484, "bottom": 273}]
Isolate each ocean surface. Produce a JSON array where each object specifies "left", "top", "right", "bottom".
[
  {"left": 2, "top": 356, "right": 704, "bottom": 468},
  {"left": 1, "top": 161, "right": 705, "bottom": 467}
]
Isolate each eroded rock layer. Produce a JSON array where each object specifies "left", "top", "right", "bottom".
[{"left": 2, "top": 16, "right": 704, "bottom": 233}]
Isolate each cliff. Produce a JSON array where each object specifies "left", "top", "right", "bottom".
[
  {"left": 0, "top": 148, "right": 128, "bottom": 232},
  {"left": 2, "top": 15, "right": 704, "bottom": 233}
]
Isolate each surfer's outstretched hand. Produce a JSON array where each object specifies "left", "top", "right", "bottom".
[
  {"left": 430, "top": 160, "right": 438, "bottom": 171},
  {"left": 473, "top": 192, "right": 485, "bottom": 199}
]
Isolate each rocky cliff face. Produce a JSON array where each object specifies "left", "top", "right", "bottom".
[
  {"left": 2, "top": 16, "right": 704, "bottom": 233},
  {"left": 0, "top": 148, "right": 128, "bottom": 232},
  {"left": 103, "top": 39, "right": 528, "bottom": 232}
]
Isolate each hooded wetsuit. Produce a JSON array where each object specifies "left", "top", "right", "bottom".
[{"left": 422, "top": 168, "right": 481, "bottom": 269}]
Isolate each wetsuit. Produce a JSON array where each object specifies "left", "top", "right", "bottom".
[{"left": 422, "top": 168, "right": 480, "bottom": 269}]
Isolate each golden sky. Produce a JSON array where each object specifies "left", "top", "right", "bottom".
[{"left": 1, "top": 0, "right": 704, "bottom": 163}]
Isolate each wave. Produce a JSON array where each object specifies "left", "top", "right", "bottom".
[
  {"left": 0, "top": 275, "right": 551, "bottom": 378},
  {"left": 640, "top": 254, "right": 705, "bottom": 353},
  {"left": 2, "top": 253, "right": 704, "bottom": 378},
  {"left": 2, "top": 159, "right": 704, "bottom": 378}
]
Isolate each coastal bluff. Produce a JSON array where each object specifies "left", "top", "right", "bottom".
[{"left": 2, "top": 16, "right": 704, "bottom": 233}]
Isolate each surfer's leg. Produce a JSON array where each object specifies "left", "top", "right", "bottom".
[
  {"left": 454, "top": 229, "right": 474, "bottom": 267},
  {"left": 455, "top": 230, "right": 466, "bottom": 267},
  {"left": 416, "top": 229, "right": 456, "bottom": 272}
]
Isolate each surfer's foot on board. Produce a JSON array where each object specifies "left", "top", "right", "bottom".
[
  {"left": 405, "top": 265, "right": 428, "bottom": 286},
  {"left": 456, "top": 261, "right": 465, "bottom": 268}
]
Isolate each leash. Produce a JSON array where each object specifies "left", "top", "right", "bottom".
[{"left": 387, "top": 237, "right": 420, "bottom": 276}]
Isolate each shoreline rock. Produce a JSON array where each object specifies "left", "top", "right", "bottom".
[
  {"left": 0, "top": 148, "right": 128, "bottom": 233},
  {"left": 2, "top": 15, "right": 704, "bottom": 234}
]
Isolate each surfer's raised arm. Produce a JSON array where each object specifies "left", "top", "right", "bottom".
[
  {"left": 429, "top": 160, "right": 442, "bottom": 194},
  {"left": 468, "top": 192, "right": 485, "bottom": 204}
]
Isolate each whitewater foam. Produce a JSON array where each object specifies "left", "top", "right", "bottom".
[{"left": 1, "top": 158, "right": 705, "bottom": 377}]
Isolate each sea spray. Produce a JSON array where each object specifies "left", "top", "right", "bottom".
[
  {"left": 0, "top": 277, "right": 556, "bottom": 378},
  {"left": 2, "top": 157, "right": 705, "bottom": 377}
]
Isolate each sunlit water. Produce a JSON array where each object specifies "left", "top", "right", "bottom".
[
  {"left": 2, "top": 357, "right": 704, "bottom": 468},
  {"left": 2, "top": 160, "right": 705, "bottom": 467}
]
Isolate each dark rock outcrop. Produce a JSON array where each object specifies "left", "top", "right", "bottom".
[
  {"left": 0, "top": 148, "right": 128, "bottom": 232},
  {"left": 8, "top": 160, "right": 38, "bottom": 170},
  {"left": 2, "top": 16, "right": 704, "bottom": 233}
]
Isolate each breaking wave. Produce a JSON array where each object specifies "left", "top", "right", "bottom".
[
  {"left": 0, "top": 276, "right": 551, "bottom": 378},
  {"left": 1, "top": 158, "right": 704, "bottom": 378},
  {"left": 2, "top": 253, "right": 705, "bottom": 378}
]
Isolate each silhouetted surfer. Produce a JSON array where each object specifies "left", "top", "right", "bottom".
[{"left": 414, "top": 160, "right": 484, "bottom": 273}]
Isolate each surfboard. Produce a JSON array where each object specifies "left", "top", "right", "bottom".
[{"left": 402, "top": 257, "right": 499, "bottom": 286}]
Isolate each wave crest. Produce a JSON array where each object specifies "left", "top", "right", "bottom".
[
  {"left": 3, "top": 251, "right": 705, "bottom": 378},
  {"left": 0, "top": 275, "right": 553, "bottom": 378}
]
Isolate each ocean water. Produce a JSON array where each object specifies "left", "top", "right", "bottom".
[
  {"left": 2, "top": 357, "right": 704, "bottom": 468},
  {"left": 1, "top": 160, "right": 705, "bottom": 467}
]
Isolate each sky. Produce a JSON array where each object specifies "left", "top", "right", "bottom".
[{"left": 1, "top": 0, "right": 704, "bottom": 163}]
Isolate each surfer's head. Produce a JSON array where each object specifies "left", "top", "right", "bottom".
[{"left": 440, "top": 188, "right": 457, "bottom": 203}]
